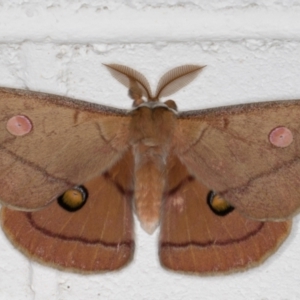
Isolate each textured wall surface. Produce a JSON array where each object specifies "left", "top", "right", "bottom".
[{"left": 0, "top": 1, "right": 300, "bottom": 299}]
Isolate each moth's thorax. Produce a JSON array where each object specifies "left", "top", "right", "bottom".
[
  {"left": 129, "top": 105, "right": 177, "bottom": 167},
  {"left": 129, "top": 106, "right": 177, "bottom": 234},
  {"left": 129, "top": 105, "right": 177, "bottom": 147}
]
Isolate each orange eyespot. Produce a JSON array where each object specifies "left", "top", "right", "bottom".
[
  {"left": 269, "top": 126, "right": 293, "bottom": 148},
  {"left": 207, "top": 191, "right": 234, "bottom": 216},
  {"left": 6, "top": 115, "right": 32, "bottom": 136},
  {"left": 57, "top": 186, "right": 88, "bottom": 212}
]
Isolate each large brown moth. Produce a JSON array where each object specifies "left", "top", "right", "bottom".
[{"left": 0, "top": 64, "right": 296, "bottom": 274}]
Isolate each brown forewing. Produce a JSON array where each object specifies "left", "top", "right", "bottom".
[
  {"left": 175, "top": 101, "right": 300, "bottom": 220},
  {"left": 0, "top": 88, "right": 131, "bottom": 210}
]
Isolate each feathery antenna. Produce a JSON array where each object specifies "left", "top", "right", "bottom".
[
  {"left": 154, "top": 65, "right": 205, "bottom": 100},
  {"left": 104, "top": 64, "right": 205, "bottom": 103},
  {"left": 104, "top": 64, "right": 152, "bottom": 102}
]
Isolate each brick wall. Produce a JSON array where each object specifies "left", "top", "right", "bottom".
[{"left": 0, "top": 1, "right": 300, "bottom": 299}]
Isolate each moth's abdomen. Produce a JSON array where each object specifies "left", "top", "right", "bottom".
[{"left": 134, "top": 156, "right": 165, "bottom": 234}]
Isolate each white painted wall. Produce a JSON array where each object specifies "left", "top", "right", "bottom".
[{"left": 0, "top": 1, "right": 300, "bottom": 299}]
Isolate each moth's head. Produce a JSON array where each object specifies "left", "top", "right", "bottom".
[
  {"left": 130, "top": 99, "right": 178, "bottom": 115},
  {"left": 104, "top": 63, "right": 205, "bottom": 109}
]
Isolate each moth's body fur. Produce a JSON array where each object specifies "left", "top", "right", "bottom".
[{"left": 130, "top": 106, "right": 177, "bottom": 233}]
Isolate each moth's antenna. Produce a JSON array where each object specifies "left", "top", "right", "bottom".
[
  {"left": 104, "top": 64, "right": 153, "bottom": 105},
  {"left": 154, "top": 65, "right": 205, "bottom": 101}
]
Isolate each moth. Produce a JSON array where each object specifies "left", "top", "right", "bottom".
[{"left": 0, "top": 64, "right": 297, "bottom": 274}]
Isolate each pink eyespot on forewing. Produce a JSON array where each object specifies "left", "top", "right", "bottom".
[
  {"left": 6, "top": 115, "right": 32, "bottom": 136},
  {"left": 269, "top": 126, "right": 293, "bottom": 148}
]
